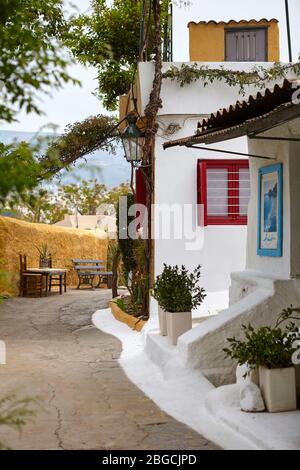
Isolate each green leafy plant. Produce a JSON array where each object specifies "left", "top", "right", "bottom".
[
  {"left": 41, "top": 114, "right": 118, "bottom": 177},
  {"left": 153, "top": 264, "right": 206, "bottom": 313},
  {"left": 0, "top": 393, "right": 37, "bottom": 449},
  {"left": 108, "top": 240, "right": 121, "bottom": 298},
  {"left": 224, "top": 306, "right": 300, "bottom": 370},
  {"left": 66, "top": 0, "right": 171, "bottom": 111},
  {"left": 162, "top": 60, "right": 300, "bottom": 96},
  {"left": 127, "top": 239, "right": 149, "bottom": 317},
  {"left": 0, "top": 0, "right": 79, "bottom": 123},
  {"left": 115, "top": 297, "right": 127, "bottom": 312},
  {"left": 116, "top": 192, "right": 137, "bottom": 280},
  {"left": 35, "top": 244, "right": 51, "bottom": 266}
]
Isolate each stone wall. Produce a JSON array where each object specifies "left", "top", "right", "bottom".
[{"left": 0, "top": 216, "right": 108, "bottom": 295}]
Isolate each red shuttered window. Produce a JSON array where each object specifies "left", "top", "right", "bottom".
[{"left": 197, "top": 159, "right": 250, "bottom": 226}]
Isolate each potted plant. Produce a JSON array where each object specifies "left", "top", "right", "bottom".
[
  {"left": 152, "top": 270, "right": 168, "bottom": 336},
  {"left": 224, "top": 306, "right": 300, "bottom": 412},
  {"left": 154, "top": 264, "right": 206, "bottom": 345},
  {"left": 36, "top": 244, "right": 51, "bottom": 268}
]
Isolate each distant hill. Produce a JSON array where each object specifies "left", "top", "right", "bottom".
[{"left": 0, "top": 130, "right": 130, "bottom": 189}]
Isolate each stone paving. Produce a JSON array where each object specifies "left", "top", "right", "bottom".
[{"left": 0, "top": 290, "right": 219, "bottom": 450}]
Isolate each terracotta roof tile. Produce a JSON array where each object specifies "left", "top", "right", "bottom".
[
  {"left": 163, "top": 79, "right": 300, "bottom": 149},
  {"left": 188, "top": 18, "right": 279, "bottom": 27}
]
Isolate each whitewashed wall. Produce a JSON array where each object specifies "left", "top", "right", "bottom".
[
  {"left": 176, "top": 119, "right": 300, "bottom": 385},
  {"left": 137, "top": 62, "right": 267, "bottom": 314},
  {"left": 154, "top": 116, "right": 248, "bottom": 314},
  {"left": 246, "top": 119, "right": 300, "bottom": 278},
  {"left": 138, "top": 62, "right": 273, "bottom": 117},
  {"left": 137, "top": 62, "right": 293, "bottom": 315}
]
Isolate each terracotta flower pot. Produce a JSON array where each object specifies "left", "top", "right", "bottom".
[
  {"left": 158, "top": 306, "right": 167, "bottom": 336},
  {"left": 259, "top": 366, "right": 297, "bottom": 412},
  {"left": 166, "top": 311, "right": 192, "bottom": 346}
]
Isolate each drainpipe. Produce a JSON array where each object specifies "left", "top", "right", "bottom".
[{"left": 285, "top": 0, "right": 293, "bottom": 62}]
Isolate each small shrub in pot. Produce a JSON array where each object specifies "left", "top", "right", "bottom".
[
  {"left": 153, "top": 264, "right": 206, "bottom": 344},
  {"left": 224, "top": 306, "right": 300, "bottom": 412}
]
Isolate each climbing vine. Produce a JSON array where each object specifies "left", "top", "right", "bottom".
[
  {"left": 162, "top": 60, "right": 300, "bottom": 95},
  {"left": 40, "top": 114, "right": 119, "bottom": 177}
]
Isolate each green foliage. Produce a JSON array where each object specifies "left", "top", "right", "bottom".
[
  {"left": 35, "top": 244, "right": 51, "bottom": 262},
  {"left": 153, "top": 264, "right": 206, "bottom": 313},
  {"left": 0, "top": 1, "right": 111, "bottom": 204},
  {"left": 108, "top": 240, "right": 123, "bottom": 298},
  {"left": 41, "top": 115, "right": 119, "bottom": 176},
  {"left": 58, "top": 179, "right": 107, "bottom": 216},
  {"left": 67, "top": 0, "right": 170, "bottom": 111},
  {"left": 96, "top": 63, "right": 136, "bottom": 111},
  {"left": 0, "top": 0, "right": 79, "bottom": 123},
  {"left": 127, "top": 239, "right": 149, "bottom": 316},
  {"left": 223, "top": 306, "right": 300, "bottom": 370},
  {"left": 1, "top": 113, "right": 122, "bottom": 211},
  {"left": 162, "top": 60, "right": 300, "bottom": 95},
  {"left": 115, "top": 193, "right": 149, "bottom": 316},
  {"left": 106, "top": 183, "right": 132, "bottom": 209},
  {"left": 7, "top": 187, "right": 68, "bottom": 224},
  {"left": 116, "top": 192, "right": 137, "bottom": 275},
  {"left": 115, "top": 297, "right": 127, "bottom": 312},
  {"left": 0, "top": 3, "right": 119, "bottom": 205},
  {"left": 66, "top": 0, "right": 141, "bottom": 110},
  {"left": 0, "top": 393, "right": 37, "bottom": 449},
  {"left": 0, "top": 141, "right": 48, "bottom": 205},
  {"left": 5, "top": 181, "right": 131, "bottom": 224},
  {"left": 57, "top": 181, "right": 131, "bottom": 218},
  {"left": 0, "top": 259, "right": 10, "bottom": 301}
]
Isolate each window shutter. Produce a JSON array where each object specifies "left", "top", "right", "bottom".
[
  {"left": 136, "top": 168, "right": 147, "bottom": 206},
  {"left": 197, "top": 159, "right": 250, "bottom": 226},
  {"left": 197, "top": 161, "right": 207, "bottom": 226},
  {"left": 225, "top": 28, "right": 267, "bottom": 62}
]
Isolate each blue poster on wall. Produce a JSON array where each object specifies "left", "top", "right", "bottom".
[{"left": 257, "top": 163, "right": 283, "bottom": 257}]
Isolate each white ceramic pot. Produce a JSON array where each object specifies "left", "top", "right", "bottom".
[
  {"left": 166, "top": 311, "right": 192, "bottom": 346},
  {"left": 259, "top": 366, "right": 297, "bottom": 413},
  {"left": 158, "top": 305, "right": 167, "bottom": 336}
]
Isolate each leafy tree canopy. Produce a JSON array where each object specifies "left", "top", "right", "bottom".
[
  {"left": 0, "top": 140, "right": 45, "bottom": 204},
  {"left": 58, "top": 179, "right": 108, "bottom": 216},
  {"left": 66, "top": 0, "right": 170, "bottom": 111},
  {"left": 6, "top": 187, "right": 68, "bottom": 225},
  {"left": 0, "top": 113, "right": 119, "bottom": 207},
  {"left": 105, "top": 183, "right": 132, "bottom": 208},
  {"left": 41, "top": 114, "right": 119, "bottom": 177},
  {"left": 4, "top": 181, "right": 131, "bottom": 223},
  {"left": 0, "top": 0, "right": 79, "bottom": 123},
  {"left": 59, "top": 180, "right": 132, "bottom": 216}
]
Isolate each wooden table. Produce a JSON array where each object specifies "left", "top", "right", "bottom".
[{"left": 26, "top": 268, "right": 67, "bottom": 295}]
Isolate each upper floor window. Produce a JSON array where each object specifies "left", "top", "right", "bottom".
[
  {"left": 197, "top": 159, "right": 250, "bottom": 226},
  {"left": 225, "top": 27, "right": 267, "bottom": 62}
]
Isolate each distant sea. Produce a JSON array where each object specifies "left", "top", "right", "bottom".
[{"left": 0, "top": 130, "right": 130, "bottom": 189}]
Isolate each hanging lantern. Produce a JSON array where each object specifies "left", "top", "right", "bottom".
[{"left": 121, "top": 113, "right": 145, "bottom": 164}]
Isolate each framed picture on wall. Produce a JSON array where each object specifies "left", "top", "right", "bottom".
[{"left": 257, "top": 163, "right": 283, "bottom": 257}]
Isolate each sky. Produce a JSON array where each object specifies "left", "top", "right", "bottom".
[{"left": 1, "top": 0, "right": 300, "bottom": 133}]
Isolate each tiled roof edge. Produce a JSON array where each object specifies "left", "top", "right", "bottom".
[{"left": 188, "top": 18, "right": 279, "bottom": 27}]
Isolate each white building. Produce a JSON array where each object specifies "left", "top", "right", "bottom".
[
  {"left": 123, "top": 18, "right": 282, "bottom": 314},
  {"left": 164, "top": 78, "right": 300, "bottom": 389},
  {"left": 55, "top": 214, "right": 116, "bottom": 238}
]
